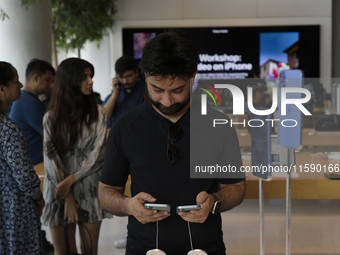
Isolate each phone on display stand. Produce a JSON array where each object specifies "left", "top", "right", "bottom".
[
  {"left": 249, "top": 110, "right": 272, "bottom": 180},
  {"left": 278, "top": 70, "right": 304, "bottom": 150}
]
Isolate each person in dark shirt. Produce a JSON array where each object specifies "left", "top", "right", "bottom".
[
  {"left": 98, "top": 30, "right": 246, "bottom": 255},
  {"left": 102, "top": 55, "right": 146, "bottom": 128},
  {"left": 9, "top": 58, "right": 55, "bottom": 165},
  {"left": 9, "top": 59, "right": 55, "bottom": 254},
  {"left": 102, "top": 55, "right": 147, "bottom": 248}
]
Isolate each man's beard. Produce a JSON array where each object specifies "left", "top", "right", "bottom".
[{"left": 149, "top": 94, "right": 190, "bottom": 116}]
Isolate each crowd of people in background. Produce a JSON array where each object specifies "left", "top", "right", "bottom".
[
  {"left": 0, "top": 54, "right": 148, "bottom": 254},
  {"left": 0, "top": 30, "right": 245, "bottom": 255}
]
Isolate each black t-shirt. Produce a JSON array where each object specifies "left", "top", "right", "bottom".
[{"left": 100, "top": 100, "right": 245, "bottom": 255}]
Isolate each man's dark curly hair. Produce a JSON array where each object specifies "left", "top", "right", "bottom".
[{"left": 139, "top": 30, "right": 199, "bottom": 80}]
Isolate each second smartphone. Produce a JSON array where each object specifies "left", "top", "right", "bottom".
[{"left": 176, "top": 205, "right": 201, "bottom": 213}]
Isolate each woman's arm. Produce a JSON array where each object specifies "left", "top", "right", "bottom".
[{"left": 4, "top": 120, "right": 42, "bottom": 199}]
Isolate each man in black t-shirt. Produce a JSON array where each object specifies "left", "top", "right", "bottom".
[{"left": 99, "top": 30, "right": 246, "bottom": 255}]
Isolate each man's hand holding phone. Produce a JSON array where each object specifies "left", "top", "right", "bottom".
[
  {"left": 126, "top": 192, "right": 170, "bottom": 224},
  {"left": 177, "top": 191, "right": 213, "bottom": 223},
  {"left": 112, "top": 75, "right": 122, "bottom": 94}
]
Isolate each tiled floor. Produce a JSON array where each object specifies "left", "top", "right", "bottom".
[{"left": 42, "top": 199, "right": 340, "bottom": 255}]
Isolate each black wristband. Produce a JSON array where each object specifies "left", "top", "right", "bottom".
[
  {"left": 210, "top": 193, "right": 221, "bottom": 214},
  {"left": 33, "top": 193, "right": 43, "bottom": 202},
  {"left": 211, "top": 193, "right": 219, "bottom": 202}
]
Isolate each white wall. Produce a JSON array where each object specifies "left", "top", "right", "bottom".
[
  {"left": 77, "top": 0, "right": 332, "bottom": 96},
  {"left": 0, "top": 0, "right": 51, "bottom": 82},
  {"left": 0, "top": 0, "right": 333, "bottom": 96}
]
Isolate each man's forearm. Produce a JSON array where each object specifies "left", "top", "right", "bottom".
[
  {"left": 98, "top": 182, "right": 129, "bottom": 216},
  {"left": 215, "top": 180, "right": 246, "bottom": 212}
]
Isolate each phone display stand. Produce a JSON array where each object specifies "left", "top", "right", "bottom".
[
  {"left": 257, "top": 136, "right": 297, "bottom": 255},
  {"left": 146, "top": 221, "right": 207, "bottom": 255},
  {"left": 285, "top": 148, "right": 295, "bottom": 255},
  {"left": 259, "top": 178, "right": 265, "bottom": 255},
  {"left": 187, "top": 250, "right": 207, "bottom": 255},
  {"left": 277, "top": 70, "right": 303, "bottom": 255},
  {"left": 271, "top": 136, "right": 299, "bottom": 178},
  {"left": 277, "top": 131, "right": 297, "bottom": 255},
  {"left": 277, "top": 131, "right": 298, "bottom": 255},
  {"left": 187, "top": 222, "right": 207, "bottom": 255},
  {"left": 146, "top": 221, "right": 166, "bottom": 255},
  {"left": 248, "top": 114, "right": 272, "bottom": 255},
  {"left": 147, "top": 249, "right": 166, "bottom": 255}
]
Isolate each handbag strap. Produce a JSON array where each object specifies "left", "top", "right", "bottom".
[
  {"left": 64, "top": 220, "right": 89, "bottom": 255},
  {"left": 64, "top": 221, "right": 72, "bottom": 255}
]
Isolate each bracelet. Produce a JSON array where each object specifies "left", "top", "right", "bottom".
[{"left": 33, "top": 193, "right": 43, "bottom": 202}]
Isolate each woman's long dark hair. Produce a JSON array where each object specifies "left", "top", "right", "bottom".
[
  {"left": 45, "top": 58, "right": 99, "bottom": 156},
  {"left": 0, "top": 61, "right": 14, "bottom": 87},
  {"left": 0, "top": 62, "right": 14, "bottom": 113}
]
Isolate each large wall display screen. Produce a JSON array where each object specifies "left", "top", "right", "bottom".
[{"left": 122, "top": 25, "right": 320, "bottom": 79}]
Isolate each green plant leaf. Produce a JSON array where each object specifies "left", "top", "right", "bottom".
[
  {"left": 2, "top": 0, "right": 118, "bottom": 60},
  {"left": 52, "top": 0, "right": 118, "bottom": 55}
]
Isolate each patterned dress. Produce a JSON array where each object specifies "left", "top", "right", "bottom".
[
  {"left": 0, "top": 114, "right": 43, "bottom": 255},
  {"left": 41, "top": 105, "right": 112, "bottom": 227}
]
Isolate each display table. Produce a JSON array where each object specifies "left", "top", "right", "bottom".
[
  {"left": 244, "top": 153, "right": 340, "bottom": 199},
  {"left": 236, "top": 128, "right": 340, "bottom": 149},
  {"left": 34, "top": 154, "right": 340, "bottom": 200}
]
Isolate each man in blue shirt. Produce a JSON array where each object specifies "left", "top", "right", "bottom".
[
  {"left": 9, "top": 59, "right": 55, "bottom": 165},
  {"left": 103, "top": 56, "right": 146, "bottom": 128},
  {"left": 9, "top": 58, "right": 55, "bottom": 254}
]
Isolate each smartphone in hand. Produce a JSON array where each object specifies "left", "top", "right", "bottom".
[
  {"left": 144, "top": 203, "right": 171, "bottom": 212},
  {"left": 176, "top": 205, "right": 201, "bottom": 213},
  {"left": 116, "top": 83, "right": 122, "bottom": 89}
]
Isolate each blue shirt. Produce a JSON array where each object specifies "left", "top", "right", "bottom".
[
  {"left": 103, "top": 79, "right": 146, "bottom": 128},
  {"left": 9, "top": 90, "right": 45, "bottom": 165}
]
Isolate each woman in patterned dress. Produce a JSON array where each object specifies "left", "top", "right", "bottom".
[
  {"left": 0, "top": 61, "right": 45, "bottom": 255},
  {"left": 41, "top": 58, "right": 111, "bottom": 255}
]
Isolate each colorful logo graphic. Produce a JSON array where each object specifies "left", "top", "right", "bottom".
[{"left": 199, "top": 84, "right": 223, "bottom": 106}]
